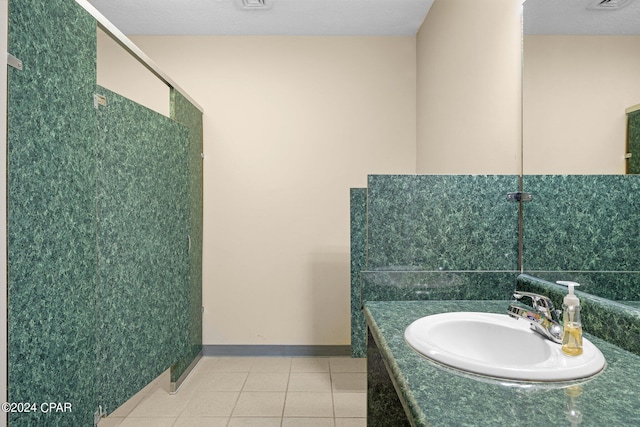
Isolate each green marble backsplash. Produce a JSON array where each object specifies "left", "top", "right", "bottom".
[
  {"left": 351, "top": 174, "right": 640, "bottom": 356},
  {"left": 361, "top": 271, "right": 515, "bottom": 302},
  {"left": 7, "top": 1, "right": 203, "bottom": 425},
  {"left": 367, "top": 175, "right": 520, "bottom": 271},
  {"left": 523, "top": 175, "right": 640, "bottom": 302},
  {"left": 351, "top": 175, "right": 521, "bottom": 356},
  {"left": 517, "top": 274, "right": 640, "bottom": 356}
]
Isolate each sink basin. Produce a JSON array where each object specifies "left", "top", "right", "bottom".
[{"left": 404, "top": 312, "right": 606, "bottom": 382}]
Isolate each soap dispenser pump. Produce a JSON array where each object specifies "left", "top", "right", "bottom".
[{"left": 557, "top": 281, "right": 583, "bottom": 356}]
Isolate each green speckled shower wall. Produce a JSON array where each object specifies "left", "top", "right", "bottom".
[
  {"left": 95, "top": 87, "right": 191, "bottom": 412},
  {"left": 7, "top": 0, "right": 98, "bottom": 425},
  {"left": 628, "top": 110, "right": 640, "bottom": 174},
  {"left": 7, "top": 1, "right": 203, "bottom": 425},
  {"left": 169, "top": 90, "right": 204, "bottom": 383}
]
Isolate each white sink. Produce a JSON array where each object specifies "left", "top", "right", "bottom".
[{"left": 404, "top": 312, "right": 606, "bottom": 382}]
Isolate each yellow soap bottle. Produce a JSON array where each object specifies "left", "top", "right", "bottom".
[{"left": 558, "top": 281, "right": 583, "bottom": 356}]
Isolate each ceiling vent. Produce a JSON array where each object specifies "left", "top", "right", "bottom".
[
  {"left": 240, "top": 0, "right": 270, "bottom": 10},
  {"left": 587, "top": 0, "right": 633, "bottom": 10}
]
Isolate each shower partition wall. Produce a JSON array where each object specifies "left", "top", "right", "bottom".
[
  {"left": 7, "top": 1, "right": 98, "bottom": 425},
  {"left": 7, "top": 1, "right": 203, "bottom": 425},
  {"left": 95, "top": 86, "right": 191, "bottom": 413},
  {"left": 170, "top": 90, "right": 204, "bottom": 387}
]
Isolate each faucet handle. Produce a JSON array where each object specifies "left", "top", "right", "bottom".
[{"left": 512, "top": 291, "right": 560, "bottom": 322}]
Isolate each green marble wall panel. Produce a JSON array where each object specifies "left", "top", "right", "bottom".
[
  {"left": 7, "top": 0, "right": 98, "bottom": 425},
  {"left": 523, "top": 175, "right": 640, "bottom": 271},
  {"left": 628, "top": 110, "right": 640, "bottom": 174},
  {"left": 169, "top": 89, "right": 204, "bottom": 382},
  {"left": 95, "top": 87, "right": 190, "bottom": 413},
  {"left": 351, "top": 175, "right": 520, "bottom": 358},
  {"left": 350, "top": 188, "right": 367, "bottom": 357},
  {"left": 367, "top": 175, "right": 520, "bottom": 271},
  {"left": 522, "top": 175, "right": 640, "bottom": 302}
]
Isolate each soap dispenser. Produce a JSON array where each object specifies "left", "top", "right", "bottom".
[{"left": 557, "top": 281, "right": 583, "bottom": 356}]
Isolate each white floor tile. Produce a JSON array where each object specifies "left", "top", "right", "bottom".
[
  {"left": 284, "top": 392, "right": 334, "bottom": 417},
  {"left": 176, "top": 371, "right": 206, "bottom": 393},
  {"left": 291, "top": 357, "right": 330, "bottom": 372},
  {"left": 196, "top": 371, "right": 248, "bottom": 392},
  {"left": 98, "top": 418, "right": 124, "bottom": 427},
  {"left": 106, "top": 389, "right": 148, "bottom": 418},
  {"left": 330, "top": 358, "right": 366, "bottom": 373},
  {"left": 210, "top": 357, "right": 255, "bottom": 372},
  {"left": 180, "top": 391, "right": 239, "bottom": 417},
  {"left": 126, "top": 389, "right": 191, "bottom": 418},
  {"left": 282, "top": 417, "right": 335, "bottom": 427},
  {"left": 250, "top": 357, "right": 292, "bottom": 372},
  {"left": 243, "top": 372, "right": 290, "bottom": 391},
  {"left": 331, "top": 373, "right": 367, "bottom": 393},
  {"left": 173, "top": 417, "right": 229, "bottom": 427},
  {"left": 334, "top": 393, "right": 367, "bottom": 418},
  {"left": 191, "top": 357, "right": 224, "bottom": 372},
  {"left": 227, "top": 417, "right": 282, "bottom": 427},
  {"left": 118, "top": 418, "right": 177, "bottom": 427},
  {"left": 335, "top": 418, "right": 367, "bottom": 427},
  {"left": 232, "top": 392, "right": 286, "bottom": 417},
  {"left": 288, "top": 372, "right": 332, "bottom": 392}
]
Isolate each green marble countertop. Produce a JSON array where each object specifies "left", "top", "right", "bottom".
[
  {"left": 619, "top": 301, "right": 640, "bottom": 309},
  {"left": 364, "top": 300, "right": 640, "bottom": 427}
]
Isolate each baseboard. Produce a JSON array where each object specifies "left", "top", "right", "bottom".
[{"left": 203, "top": 345, "right": 352, "bottom": 357}]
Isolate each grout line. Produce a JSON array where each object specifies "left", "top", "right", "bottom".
[
  {"left": 227, "top": 362, "right": 252, "bottom": 423},
  {"left": 279, "top": 360, "right": 292, "bottom": 426}
]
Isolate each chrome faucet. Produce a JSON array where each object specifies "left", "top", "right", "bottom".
[{"left": 508, "top": 291, "right": 563, "bottom": 343}]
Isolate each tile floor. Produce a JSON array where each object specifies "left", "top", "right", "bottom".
[{"left": 99, "top": 356, "right": 367, "bottom": 427}]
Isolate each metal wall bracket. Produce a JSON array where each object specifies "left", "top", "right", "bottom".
[
  {"left": 506, "top": 192, "right": 533, "bottom": 202},
  {"left": 7, "top": 53, "right": 23, "bottom": 70},
  {"left": 93, "top": 405, "right": 107, "bottom": 426},
  {"left": 94, "top": 94, "right": 107, "bottom": 109}
]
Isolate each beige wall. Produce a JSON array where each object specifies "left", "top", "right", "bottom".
[
  {"left": 101, "top": 35, "right": 417, "bottom": 345},
  {"left": 416, "top": 0, "right": 522, "bottom": 174},
  {"left": 97, "top": 29, "right": 171, "bottom": 117},
  {"left": 96, "top": 2, "right": 527, "bottom": 346},
  {"left": 523, "top": 35, "right": 640, "bottom": 174}
]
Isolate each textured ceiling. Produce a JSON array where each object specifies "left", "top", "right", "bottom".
[
  {"left": 87, "top": 0, "right": 436, "bottom": 36},
  {"left": 524, "top": 0, "right": 640, "bottom": 35},
  {"left": 87, "top": 0, "right": 640, "bottom": 37}
]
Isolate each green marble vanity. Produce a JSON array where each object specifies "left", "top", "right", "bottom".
[{"left": 365, "top": 300, "right": 640, "bottom": 427}]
